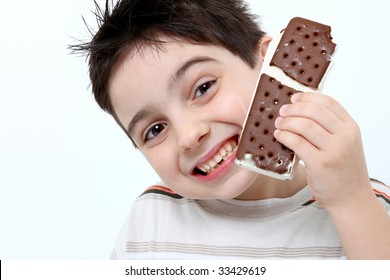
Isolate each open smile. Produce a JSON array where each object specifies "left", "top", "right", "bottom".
[{"left": 192, "top": 136, "right": 238, "bottom": 181}]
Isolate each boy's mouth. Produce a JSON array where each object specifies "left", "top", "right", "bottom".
[{"left": 193, "top": 136, "right": 238, "bottom": 176}]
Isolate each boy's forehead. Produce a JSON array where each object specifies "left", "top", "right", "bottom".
[
  {"left": 109, "top": 40, "right": 228, "bottom": 94},
  {"left": 109, "top": 41, "right": 175, "bottom": 97},
  {"left": 120, "top": 39, "right": 218, "bottom": 67},
  {"left": 108, "top": 40, "right": 226, "bottom": 120},
  {"left": 111, "top": 40, "right": 187, "bottom": 84}
]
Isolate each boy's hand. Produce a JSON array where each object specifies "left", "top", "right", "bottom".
[{"left": 274, "top": 92, "right": 371, "bottom": 210}]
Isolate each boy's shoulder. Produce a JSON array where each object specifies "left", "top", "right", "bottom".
[
  {"left": 130, "top": 182, "right": 198, "bottom": 216},
  {"left": 136, "top": 178, "right": 390, "bottom": 196},
  {"left": 138, "top": 183, "right": 184, "bottom": 200},
  {"left": 133, "top": 178, "right": 390, "bottom": 204},
  {"left": 370, "top": 178, "right": 390, "bottom": 208}
]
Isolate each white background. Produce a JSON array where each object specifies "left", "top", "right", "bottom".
[{"left": 0, "top": 0, "right": 389, "bottom": 259}]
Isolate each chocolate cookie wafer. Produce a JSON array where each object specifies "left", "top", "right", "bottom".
[
  {"left": 236, "top": 74, "right": 299, "bottom": 178},
  {"left": 270, "top": 17, "right": 336, "bottom": 89}
]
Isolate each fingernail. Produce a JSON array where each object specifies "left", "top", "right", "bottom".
[
  {"left": 279, "top": 105, "right": 288, "bottom": 115},
  {"left": 275, "top": 116, "right": 283, "bottom": 128},
  {"left": 291, "top": 92, "right": 302, "bottom": 102}
]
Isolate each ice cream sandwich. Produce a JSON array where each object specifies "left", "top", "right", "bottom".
[{"left": 235, "top": 17, "right": 336, "bottom": 180}]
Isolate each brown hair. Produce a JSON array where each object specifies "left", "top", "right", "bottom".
[{"left": 70, "top": 0, "right": 265, "bottom": 138}]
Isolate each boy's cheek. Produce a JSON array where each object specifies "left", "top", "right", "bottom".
[
  {"left": 221, "top": 94, "right": 252, "bottom": 125},
  {"left": 143, "top": 146, "right": 178, "bottom": 177}
]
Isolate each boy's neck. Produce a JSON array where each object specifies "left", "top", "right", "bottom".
[{"left": 235, "top": 164, "right": 307, "bottom": 201}]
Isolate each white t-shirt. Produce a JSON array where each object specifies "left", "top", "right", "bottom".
[{"left": 111, "top": 180, "right": 390, "bottom": 260}]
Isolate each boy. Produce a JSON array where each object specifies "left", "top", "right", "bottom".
[{"left": 71, "top": 0, "right": 390, "bottom": 259}]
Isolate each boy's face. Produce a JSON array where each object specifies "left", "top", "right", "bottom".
[{"left": 109, "top": 38, "right": 271, "bottom": 200}]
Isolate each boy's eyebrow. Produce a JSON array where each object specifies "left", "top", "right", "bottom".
[
  {"left": 168, "top": 56, "right": 219, "bottom": 90},
  {"left": 127, "top": 56, "right": 220, "bottom": 136},
  {"left": 127, "top": 108, "right": 152, "bottom": 137}
]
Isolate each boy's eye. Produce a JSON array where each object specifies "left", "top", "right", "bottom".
[
  {"left": 144, "top": 123, "right": 167, "bottom": 142},
  {"left": 194, "top": 80, "right": 216, "bottom": 98}
]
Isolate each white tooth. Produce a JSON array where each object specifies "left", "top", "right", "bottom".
[
  {"left": 220, "top": 148, "right": 227, "bottom": 157},
  {"left": 214, "top": 154, "right": 223, "bottom": 164},
  {"left": 209, "top": 160, "right": 218, "bottom": 168},
  {"left": 225, "top": 142, "right": 233, "bottom": 152},
  {"left": 202, "top": 163, "right": 211, "bottom": 171},
  {"left": 197, "top": 165, "right": 207, "bottom": 173}
]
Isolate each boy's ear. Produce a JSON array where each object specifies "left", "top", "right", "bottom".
[{"left": 258, "top": 35, "right": 272, "bottom": 61}]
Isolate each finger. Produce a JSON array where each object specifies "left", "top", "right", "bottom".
[
  {"left": 279, "top": 101, "right": 342, "bottom": 134},
  {"left": 273, "top": 128, "right": 318, "bottom": 165},
  {"left": 275, "top": 116, "right": 331, "bottom": 150},
  {"left": 291, "top": 92, "right": 352, "bottom": 122}
]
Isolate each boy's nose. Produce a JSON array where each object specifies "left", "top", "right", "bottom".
[{"left": 177, "top": 120, "right": 210, "bottom": 152}]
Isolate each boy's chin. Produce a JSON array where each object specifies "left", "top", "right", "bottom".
[
  {"left": 192, "top": 171, "right": 258, "bottom": 200},
  {"left": 162, "top": 166, "right": 257, "bottom": 200}
]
